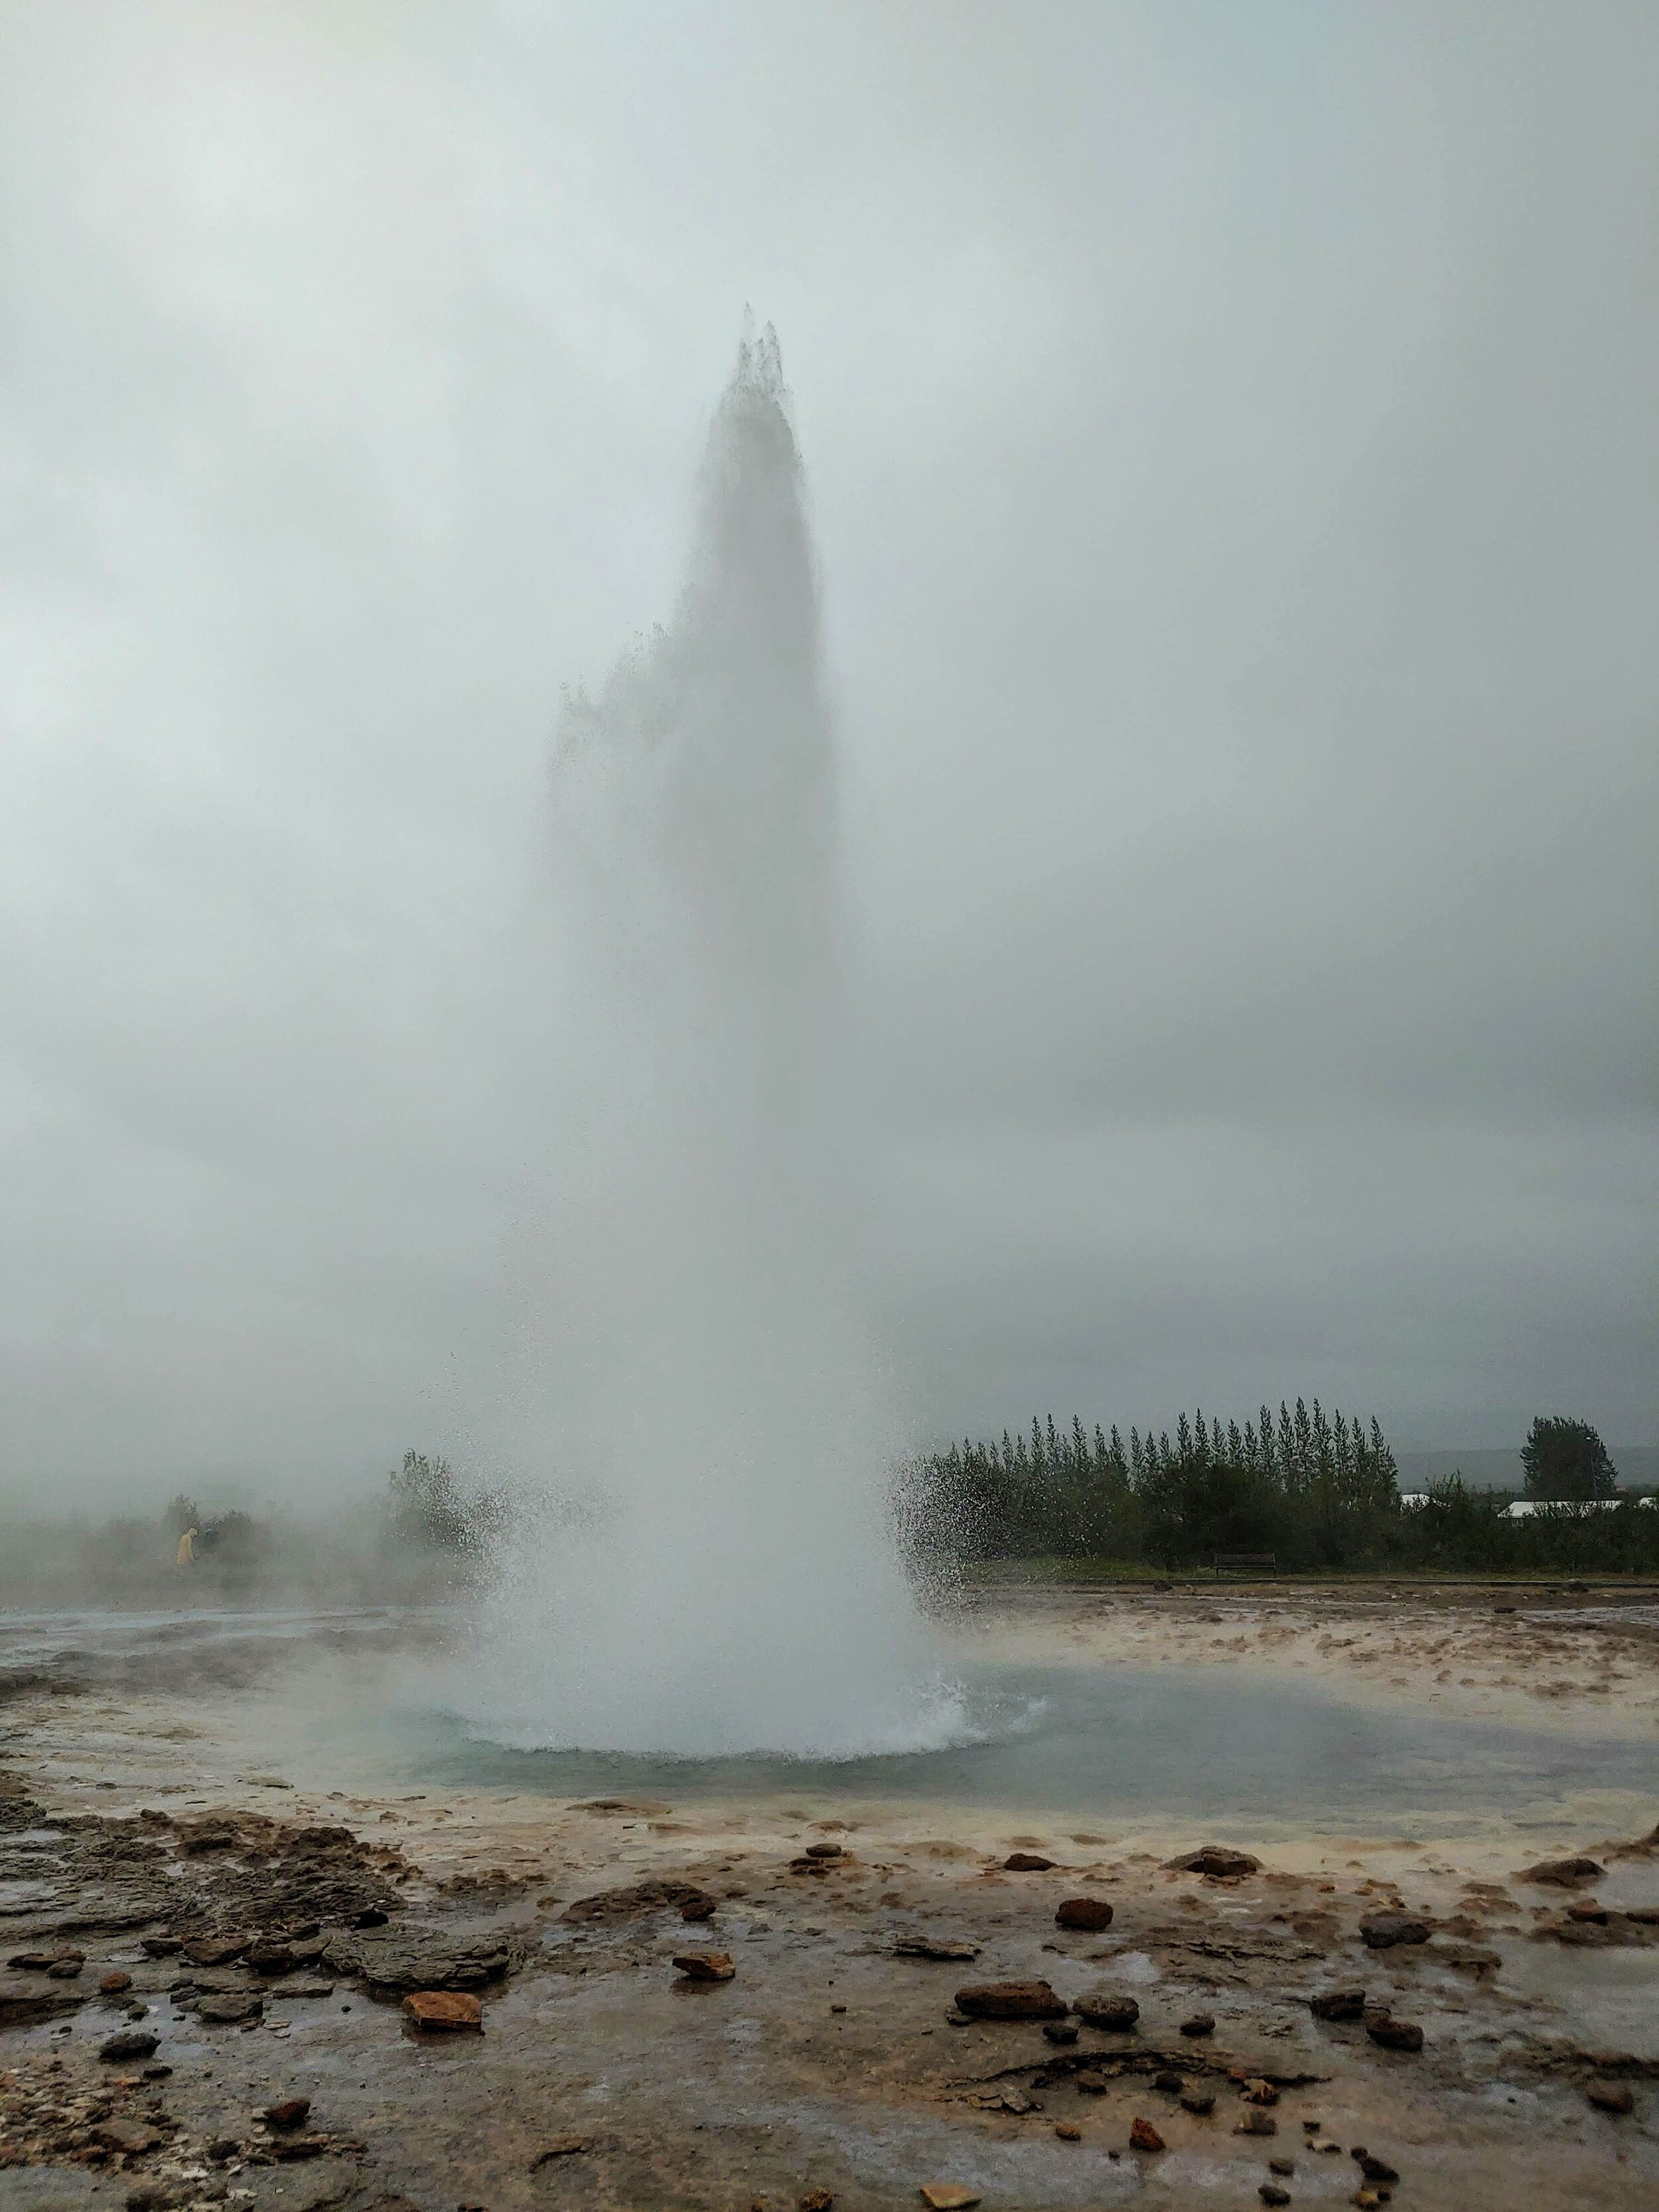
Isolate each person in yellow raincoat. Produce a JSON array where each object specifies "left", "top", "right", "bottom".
[{"left": 175, "top": 1526, "right": 198, "bottom": 1566}]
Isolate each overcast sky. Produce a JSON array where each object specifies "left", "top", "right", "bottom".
[{"left": 2, "top": 0, "right": 1655, "bottom": 1510}]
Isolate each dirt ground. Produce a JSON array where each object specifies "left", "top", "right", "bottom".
[{"left": 2, "top": 1581, "right": 1656, "bottom": 2212}]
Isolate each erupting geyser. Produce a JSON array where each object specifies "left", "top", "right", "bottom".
[{"left": 460, "top": 326, "right": 958, "bottom": 1757}]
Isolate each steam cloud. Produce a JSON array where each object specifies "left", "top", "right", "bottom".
[{"left": 459, "top": 329, "right": 956, "bottom": 1756}]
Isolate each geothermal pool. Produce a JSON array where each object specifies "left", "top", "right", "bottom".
[
  {"left": 322, "top": 1660, "right": 1658, "bottom": 1840},
  {"left": 411, "top": 1661, "right": 1657, "bottom": 1832},
  {"left": 7, "top": 1603, "right": 1650, "bottom": 1842}
]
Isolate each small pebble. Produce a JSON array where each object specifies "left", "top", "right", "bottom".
[
  {"left": 1054, "top": 2122, "right": 1081, "bottom": 2142},
  {"left": 1587, "top": 2081, "right": 1634, "bottom": 2116},
  {"left": 1260, "top": 2189, "right": 1291, "bottom": 2208}
]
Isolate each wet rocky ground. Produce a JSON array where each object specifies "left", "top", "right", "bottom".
[{"left": 2, "top": 1586, "right": 1657, "bottom": 2209}]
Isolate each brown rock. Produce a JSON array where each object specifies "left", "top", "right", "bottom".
[
  {"left": 1004, "top": 1852, "right": 1056, "bottom": 1872},
  {"left": 181, "top": 1937, "right": 246, "bottom": 1968},
  {"left": 340, "top": 1926, "right": 515, "bottom": 1993},
  {"left": 1260, "top": 2188, "right": 1291, "bottom": 2207},
  {"left": 1129, "top": 2116, "right": 1165, "bottom": 2152},
  {"left": 570, "top": 1797, "right": 672, "bottom": 1815},
  {"left": 1356, "top": 2154, "right": 1399, "bottom": 2182},
  {"left": 100, "top": 1972, "right": 133, "bottom": 1995},
  {"left": 1359, "top": 1913, "right": 1429, "bottom": 1949},
  {"left": 1165, "top": 1845, "right": 1261, "bottom": 1879},
  {"left": 1180, "top": 2011, "right": 1216, "bottom": 2036},
  {"left": 1042, "top": 2021, "right": 1079, "bottom": 2045},
  {"left": 798, "top": 2189, "right": 834, "bottom": 2209},
  {"left": 1181, "top": 2091, "right": 1216, "bottom": 2115},
  {"left": 7, "top": 1949, "right": 84, "bottom": 1971},
  {"left": 1518, "top": 1856, "right": 1604, "bottom": 1887},
  {"left": 177, "top": 1822, "right": 239, "bottom": 1854},
  {"left": 1054, "top": 2123, "right": 1082, "bottom": 2141},
  {"left": 968, "top": 2087, "right": 1041, "bottom": 2114},
  {"left": 1074, "top": 2070, "right": 1113, "bottom": 2094},
  {"left": 530, "top": 2136, "right": 593, "bottom": 2164},
  {"left": 919, "top": 2189, "right": 980, "bottom": 2211},
  {"left": 804, "top": 1843, "right": 843, "bottom": 1860},
  {"left": 401, "top": 1989, "right": 482, "bottom": 2031},
  {"left": 893, "top": 1936, "right": 981, "bottom": 1961},
  {"left": 1567, "top": 1899, "right": 1609, "bottom": 1923},
  {"left": 1235, "top": 2110, "right": 1278, "bottom": 2137},
  {"left": 1364, "top": 2012, "right": 1423, "bottom": 2053},
  {"left": 246, "top": 1943, "right": 295, "bottom": 1975},
  {"left": 1309, "top": 1988, "right": 1367, "bottom": 2022},
  {"left": 1550, "top": 1919, "right": 1613, "bottom": 1948},
  {"left": 1074, "top": 1992, "right": 1139, "bottom": 2031},
  {"left": 1587, "top": 2081, "right": 1634, "bottom": 2115},
  {"left": 197, "top": 1993, "right": 262, "bottom": 2025},
  {"left": 1153, "top": 2070, "right": 1184, "bottom": 2093},
  {"left": 564, "top": 1878, "right": 719, "bottom": 1923},
  {"left": 94, "top": 2118, "right": 162, "bottom": 2155},
  {"left": 1269, "top": 2158, "right": 1296, "bottom": 2175},
  {"left": 46, "top": 1957, "right": 84, "bottom": 1979},
  {"left": 261, "top": 2099, "right": 311, "bottom": 2131},
  {"left": 680, "top": 1896, "right": 717, "bottom": 1921},
  {"left": 1242, "top": 2078, "right": 1281, "bottom": 2105},
  {"left": 139, "top": 1938, "right": 182, "bottom": 1958},
  {"left": 672, "top": 1950, "right": 735, "bottom": 1982},
  {"left": 98, "top": 2031, "right": 159, "bottom": 2062},
  {"left": 269, "top": 2137, "right": 329, "bottom": 2162},
  {"left": 953, "top": 1978, "right": 1066, "bottom": 2020},
  {"left": 1055, "top": 1897, "right": 1114, "bottom": 1932}
]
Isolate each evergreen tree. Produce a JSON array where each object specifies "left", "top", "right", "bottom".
[{"left": 1521, "top": 1416, "right": 1618, "bottom": 1501}]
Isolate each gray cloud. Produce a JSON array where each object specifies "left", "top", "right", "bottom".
[{"left": 1, "top": 0, "right": 1654, "bottom": 1506}]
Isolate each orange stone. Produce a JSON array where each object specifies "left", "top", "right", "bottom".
[
  {"left": 1129, "top": 2116, "right": 1167, "bottom": 2153},
  {"left": 401, "top": 1990, "right": 482, "bottom": 2031},
  {"left": 672, "top": 1951, "right": 735, "bottom": 1981}
]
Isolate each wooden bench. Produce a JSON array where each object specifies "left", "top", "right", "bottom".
[{"left": 1213, "top": 1552, "right": 1277, "bottom": 1576}]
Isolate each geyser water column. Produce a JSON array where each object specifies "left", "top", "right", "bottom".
[{"left": 462, "top": 327, "right": 956, "bottom": 1757}]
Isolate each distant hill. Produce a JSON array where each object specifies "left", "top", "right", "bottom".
[{"left": 1396, "top": 1446, "right": 1659, "bottom": 1495}]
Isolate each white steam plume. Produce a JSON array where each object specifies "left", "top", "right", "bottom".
[{"left": 459, "top": 325, "right": 956, "bottom": 1757}]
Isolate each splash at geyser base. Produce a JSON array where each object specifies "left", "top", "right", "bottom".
[{"left": 453, "top": 328, "right": 968, "bottom": 1761}]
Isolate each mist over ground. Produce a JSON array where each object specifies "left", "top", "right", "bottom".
[{"left": 1, "top": 1, "right": 1655, "bottom": 1514}]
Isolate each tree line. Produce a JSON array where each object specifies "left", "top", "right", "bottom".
[{"left": 904, "top": 1405, "right": 1658, "bottom": 1576}]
